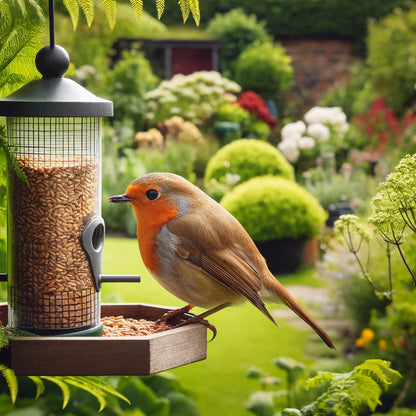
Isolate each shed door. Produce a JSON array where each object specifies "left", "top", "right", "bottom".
[{"left": 171, "top": 48, "right": 212, "bottom": 75}]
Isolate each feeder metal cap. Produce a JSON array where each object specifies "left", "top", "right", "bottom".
[{"left": 0, "top": 45, "right": 113, "bottom": 117}]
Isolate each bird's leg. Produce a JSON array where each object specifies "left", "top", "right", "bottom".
[
  {"left": 171, "top": 302, "right": 232, "bottom": 341},
  {"left": 157, "top": 304, "right": 195, "bottom": 324}
]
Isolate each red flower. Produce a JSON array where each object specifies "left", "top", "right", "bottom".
[{"left": 234, "top": 91, "right": 278, "bottom": 127}]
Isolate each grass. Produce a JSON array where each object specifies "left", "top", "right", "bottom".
[{"left": 102, "top": 236, "right": 329, "bottom": 416}]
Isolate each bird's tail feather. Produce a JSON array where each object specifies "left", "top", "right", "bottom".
[{"left": 263, "top": 277, "right": 335, "bottom": 349}]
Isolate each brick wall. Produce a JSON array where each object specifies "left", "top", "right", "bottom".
[{"left": 279, "top": 38, "right": 361, "bottom": 113}]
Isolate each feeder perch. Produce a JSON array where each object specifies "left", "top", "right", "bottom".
[{"left": 0, "top": 0, "right": 206, "bottom": 374}]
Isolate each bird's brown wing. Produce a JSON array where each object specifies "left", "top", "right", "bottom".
[{"left": 174, "top": 240, "right": 278, "bottom": 325}]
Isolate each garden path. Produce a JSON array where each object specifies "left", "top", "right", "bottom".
[{"left": 273, "top": 284, "right": 354, "bottom": 343}]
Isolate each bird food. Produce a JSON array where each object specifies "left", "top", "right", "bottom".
[
  {"left": 8, "top": 155, "right": 100, "bottom": 332},
  {"left": 101, "top": 315, "right": 173, "bottom": 337}
]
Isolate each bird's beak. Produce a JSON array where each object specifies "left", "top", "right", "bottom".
[{"left": 108, "top": 194, "right": 133, "bottom": 203}]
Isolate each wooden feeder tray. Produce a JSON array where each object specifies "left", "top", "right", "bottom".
[{"left": 0, "top": 303, "right": 207, "bottom": 376}]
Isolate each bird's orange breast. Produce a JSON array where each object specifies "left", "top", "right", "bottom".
[{"left": 130, "top": 198, "right": 179, "bottom": 276}]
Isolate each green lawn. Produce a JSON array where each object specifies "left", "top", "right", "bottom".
[{"left": 102, "top": 237, "right": 324, "bottom": 416}]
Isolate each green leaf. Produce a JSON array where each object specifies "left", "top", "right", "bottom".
[
  {"left": 0, "top": 364, "right": 18, "bottom": 404},
  {"left": 178, "top": 0, "right": 190, "bottom": 23},
  {"left": 63, "top": 0, "right": 79, "bottom": 29},
  {"left": 28, "top": 376, "right": 46, "bottom": 399},
  {"left": 129, "top": 0, "right": 143, "bottom": 22},
  {"left": 155, "top": 0, "right": 164, "bottom": 20},
  {"left": 41, "top": 376, "right": 71, "bottom": 409},
  {"left": 65, "top": 376, "right": 130, "bottom": 405},
  {"left": 101, "top": 0, "right": 117, "bottom": 30},
  {"left": 189, "top": 0, "right": 200, "bottom": 26},
  {"left": 77, "top": 0, "right": 95, "bottom": 27},
  {"left": 0, "top": 127, "right": 28, "bottom": 186},
  {"left": 60, "top": 376, "right": 106, "bottom": 411}
]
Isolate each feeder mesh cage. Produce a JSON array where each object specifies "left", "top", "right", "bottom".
[{"left": 7, "top": 117, "right": 101, "bottom": 334}]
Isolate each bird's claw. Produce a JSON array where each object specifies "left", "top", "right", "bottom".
[
  {"left": 157, "top": 305, "right": 217, "bottom": 341},
  {"left": 173, "top": 316, "right": 217, "bottom": 341}
]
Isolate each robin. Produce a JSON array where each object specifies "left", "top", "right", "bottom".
[{"left": 109, "top": 172, "right": 334, "bottom": 348}]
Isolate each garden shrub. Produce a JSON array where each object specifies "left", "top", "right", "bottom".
[
  {"left": 204, "top": 139, "right": 294, "bottom": 189},
  {"left": 221, "top": 176, "right": 326, "bottom": 241},
  {"left": 234, "top": 42, "right": 293, "bottom": 99},
  {"left": 206, "top": 8, "right": 271, "bottom": 77},
  {"left": 145, "top": 71, "right": 241, "bottom": 125},
  {"left": 108, "top": 50, "right": 158, "bottom": 131},
  {"left": 367, "top": 7, "right": 416, "bottom": 114},
  {"left": 200, "top": 0, "right": 409, "bottom": 55}
]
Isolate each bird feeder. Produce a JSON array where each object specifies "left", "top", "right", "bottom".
[{"left": 0, "top": 0, "right": 206, "bottom": 375}]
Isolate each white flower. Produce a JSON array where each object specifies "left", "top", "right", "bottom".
[
  {"left": 307, "top": 123, "right": 330, "bottom": 141},
  {"left": 169, "top": 106, "right": 181, "bottom": 114},
  {"left": 278, "top": 140, "right": 300, "bottom": 163},
  {"left": 225, "top": 173, "right": 240, "bottom": 186},
  {"left": 298, "top": 136, "right": 316, "bottom": 150},
  {"left": 304, "top": 106, "right": 347, "bottom": 126},
  {"left": 281, "top": 121, "right": 306, "bottom": 140}
]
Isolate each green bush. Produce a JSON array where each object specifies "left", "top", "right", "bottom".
[
  {"left": 206, "top": 8, "right": 270, "bottom": 77},
  {"left": 204, "top": 139, "right": 294, "bottom": 188},
  {"left": 234, "top": 42, "right": 293, "bottom": 99},
  {"left": 367, "top": 7, "right": 416, "bottom": 114},
  {"left": 200, "top": 0, "right": 409, "bottom": 55},
  {"left": 108, "top": 50, "right": 158, "bottom": 131},
  {"left": 221, "top": 176, "right": 326, "bottom": 241}
]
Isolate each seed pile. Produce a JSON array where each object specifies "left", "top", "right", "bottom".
[
  {"left": 102, "top": 315, "right": 173, "bottom": 337},
  {"left": 9, "top": 155, "right": 99, "bottom": 330}
]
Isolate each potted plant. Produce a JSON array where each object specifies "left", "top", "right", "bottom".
[{"left": 221, "top": 176, "right": 326, "bottom": 274}]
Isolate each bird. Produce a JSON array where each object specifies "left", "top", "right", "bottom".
[{"left": 109, "top": 172, "right": 334, "bottom": 348}]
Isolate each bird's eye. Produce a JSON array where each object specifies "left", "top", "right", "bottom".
[{"left": 145, "top": 189, "right": 159, "bottom": 200}]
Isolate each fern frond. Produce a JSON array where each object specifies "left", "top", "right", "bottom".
[
  {"left": 155, "top": 0, "right": 164, "bottom": 20},
  {"left": 0, "top": 129, "right": 28, "bottom": 184},
  {"left": 0, "top": 364, "right": 18, "bottom": 404},
  {"left": 101, "top": 0, "right": 117, "bottom": 30},
  {"left": 129, "top": 0, "right": 143, "bottom": 22},
  {"left": 28, "top": 376, "right": 46, "bottom": 400},
  {"left": 41, "top": 376, "right": 71, "bottom": 409},
  {"left": 0, "top": 325, "right": 11, "bottom": 349},
  {"left": 355, "top": 359, "right": 399, "bottom": 391},
  {"left": 63, "top": 0, "right": 79, "bottom": 29},
  {"left": 62, "top": 376, "right": 107, "bottom": 411},
  {"left": 304, "top": 372, "right": 339, "bottom": 390},
  {"left": 189, "top": 0, "right": 200, "bottom": 26},
  {"left": 65, "top": 376, "right": 130, "bottom": 405},
  {"left": 301, "top": 359, "right": 400, "bottom": 416},
  {"left": 178, "top": 0, "right": 190, "bottom": 23},
  {"left": 76, "top": 0, "right": 95, "bottom": 27}
]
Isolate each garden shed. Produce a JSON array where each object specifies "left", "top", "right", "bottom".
[{"left": 113, "top": 37, "right": 222, "bottom": 79}]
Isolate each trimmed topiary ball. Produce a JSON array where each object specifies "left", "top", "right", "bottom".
[
  {"left": 204, "top": 139, "right": 295, "bottom": 188},
  {"left": 221, "top": 176, "right": 326, "bottom": 242}
]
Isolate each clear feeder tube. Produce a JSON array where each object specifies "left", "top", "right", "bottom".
[{"left": 6, "top": 116, "right": 102, "bottom": 334}]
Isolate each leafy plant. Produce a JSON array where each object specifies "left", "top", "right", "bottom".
[
  {"left": 0, "top": 341, "right": 129, "bottom": 411},
  {"left": 63, "top": 0, "right": 200, "bottom": 29},
  {"left": 234, "top": 42, "right": 293, "bottom": 99},
  {"left": 206, "top": 8, "right": 271, "bottom": 77},
  {"left": 367, "top": 7, "right": 416, "bottom": 114},
  {"left": 0, "top": 0, "right": 44, "bottom": 97},
  {"left": 221, "top": 176, "right": 326, "bottom": 241},
  {"left": 246, "top": 359, "right": 400, "bottom": 416},
  {"left": 369, "top": 154, "right": 416, "bottom": 285},
  {"left": 204, "top": 139, "right": 295, "bottom": 198},
  {"left": 145, "top": 70, "right": 241, "bottom": 125},
  {"left": 294, "top": 359, "right": 400, "bottom": 416},
  {"left": 108, "top": 49, "right": 158, "bottom": 131}
]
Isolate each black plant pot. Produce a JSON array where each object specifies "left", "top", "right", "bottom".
[{"left": 254, "top": 238, "right": 307, "bottom": 275}]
